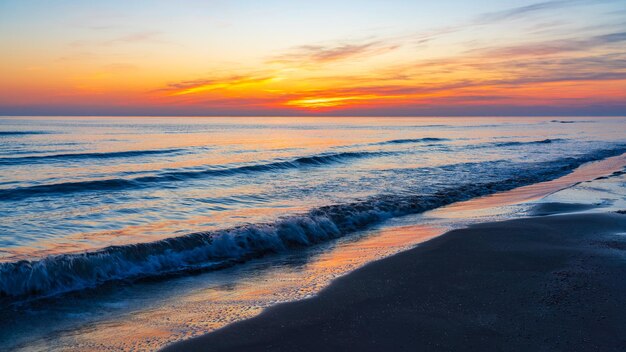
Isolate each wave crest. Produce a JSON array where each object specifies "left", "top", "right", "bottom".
[
  {"left": 493, "top": 138, "right": 562, "bottom": 147},
  {"left": 1, "top": 146, "right": 624, "bottom": 299},
  {"left": 373, "top": 137, "right": 449, "bottom": 145},
  {"left": 0, "top": 151, "right": 389, "bottom": 200},
  {"left": 0, "top": 148, "right": 185, "bottom": 165}
]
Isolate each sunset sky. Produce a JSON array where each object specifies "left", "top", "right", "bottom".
[{"left": 1, "top": 0, "right": 625, "bottom": 116}]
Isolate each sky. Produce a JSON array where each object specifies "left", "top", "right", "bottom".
[{"left": 1, "top": 0, "right": 625, "bottom": 116}]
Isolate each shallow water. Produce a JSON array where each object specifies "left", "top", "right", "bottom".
[{"left": 1, "top": 116, "right": 625, "bottom": 350}]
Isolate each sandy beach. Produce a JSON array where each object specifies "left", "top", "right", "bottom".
[{"left": 164, "top": 207, "right": 626, "bottom": 351}]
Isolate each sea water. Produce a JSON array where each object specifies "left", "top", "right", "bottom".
[{"left": 0, "top": 116, "right": 625, "bottom": 350}]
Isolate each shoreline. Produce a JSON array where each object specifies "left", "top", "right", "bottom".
[
  {"left": 2, "top": 152, "right": 624, "bottom": 351},
  {"left": 164, "top": 209, "right": 626, "bottom": 351}
]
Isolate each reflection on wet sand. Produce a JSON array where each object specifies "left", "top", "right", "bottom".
[{"left": 13, "top": 224, "right": 444, "bottom": 351}]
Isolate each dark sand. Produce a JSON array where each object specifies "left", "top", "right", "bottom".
[{"left": 164, "top": 210, "right": 626, "bottom": 352}]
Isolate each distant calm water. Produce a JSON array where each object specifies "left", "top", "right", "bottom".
[{"left": 1, "top": 116, "right": 625, "bottom": 300}]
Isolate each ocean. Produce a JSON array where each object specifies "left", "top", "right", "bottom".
[{"left": 1, "top": 116, "right": 625, "bottom": 350}]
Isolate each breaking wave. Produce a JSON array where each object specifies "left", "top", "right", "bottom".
[{"left": 1, "top": 146, "right": 624, "bottom": 299}]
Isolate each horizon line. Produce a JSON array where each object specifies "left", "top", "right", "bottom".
[{"left": 1, "top": 114, "right": 625, "bottom": 118}]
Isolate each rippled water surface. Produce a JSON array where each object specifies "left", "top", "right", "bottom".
[
  {"left": 1, "top": 116, "right": 625, "bottom": 293},
  {"left": 1, "top": 116, "right": 625, "bottom": 350}
]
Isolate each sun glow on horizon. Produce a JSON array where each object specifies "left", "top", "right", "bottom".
[
  {"left": 285, "top": 95, "right": 405, "bottom": 109},
  {"left": 1, "top": 0, "right": 625, "bottom": 116}
]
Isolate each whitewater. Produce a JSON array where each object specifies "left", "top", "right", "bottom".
[
  {"left": 1, "top": 116, "right": 626, "bottom": 350},
  {"left": 1, "top": 116, "right": 626, "bottom": 298}
]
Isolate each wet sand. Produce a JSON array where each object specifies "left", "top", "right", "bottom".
[{"left": 164, "top": 208, "right": 626, "bottom": 351}]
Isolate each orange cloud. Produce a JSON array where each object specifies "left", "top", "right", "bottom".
[{"left": 166, "top": 75, "right": 278, "bottom": 96}]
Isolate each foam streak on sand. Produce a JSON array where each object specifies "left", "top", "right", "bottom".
[{"left": 434, "top": 152, "right": 626, "bottom": 217}]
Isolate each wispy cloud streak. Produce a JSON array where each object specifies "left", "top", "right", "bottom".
[
  {"left": 477, "top": 0, "right": 594, "bottom": 23},
  {"left": 270, "top": 40, "right": 399, "bottom": 66}
]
